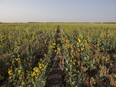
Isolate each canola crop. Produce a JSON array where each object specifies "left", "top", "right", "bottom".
[{"left": 0, "top": 23, "right": 116, "bottom": 87}]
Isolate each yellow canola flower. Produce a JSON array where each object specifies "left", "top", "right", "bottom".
[
  {"left": 90, "top": 77, "right": 96, "bottom": 84},
  {"left": 76, "top": 85, "right": 78, "bottom": 87},
  {"left": 70, "top": 59, "right": 76, "bottom": 65},
  {"left": 70, "top": 59, "right": 73, "bottom": 63},
  {"left": 21, "top": 81, "right": 25, "bottom": 85},
  {"left": 33, "top": 67, "right": 39, "bottom": 73},
  {"left": 42, "top": 64, "right": 45, "bottom": 67},
  {"left": 18, "top": 69, "right": 21, "bottom": 74},
  {"left": 9, "top": 76, "right": 12, "bottom": 79},
  {"left": 39, "top": 64, "right": 42, "bottom": 69},
  {"left": 15, "top": 58, "right": 21, "bottom": 63},
  {"left": 39, "top": 64, "right": 45, "bottom": 70},
  {"left": 19, "top": 76, "right": 22, "bottom": 80},
  {"left": 73, "top": 61, "right": 75, "bottom": 65},
  {"left": 31, "top": 72, "right": 36, "bottom": 77},
  {"left": 77, "top": 38, "right": 81, "bottom": 43},
  {"left": 8, "top": 69, "right": 13, "bottom": 75},
  {"left": 66, "top": 39, "right": 69, "bottom": 43},
  {"left": 52, "top": 43, "right": 56, "bottom": 46},
  {"left": 50, "top": 45, "right": 52, "bottom": 48},
  {"left": 19, "top": 86, "right": 23, "bottom": 87},
  {"left": 57, "top": 47, "right": 60, "bottom": 51},
  {"left": 105, "top": 57, "right": 108, "bottom": 62},
  {"left": 78, "top": 49, "right": 81, "bottom": 52}
]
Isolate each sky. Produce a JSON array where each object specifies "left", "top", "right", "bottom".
[{"left": 0, "top": 0, "right": 116, "bottom": 22}]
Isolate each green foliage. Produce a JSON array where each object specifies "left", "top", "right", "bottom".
[{"left": 0, "top": 23, "right": 116, "bottom": 87}]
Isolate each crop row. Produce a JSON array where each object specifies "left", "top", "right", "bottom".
[{"left": 0, "top": 23, "right": 116, "bottom": 87}]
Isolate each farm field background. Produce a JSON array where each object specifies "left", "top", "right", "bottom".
[{"left": 0, "top": 23, "right": 116, "bottom": 87}]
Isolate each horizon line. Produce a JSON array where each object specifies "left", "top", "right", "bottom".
[{"left": 0, "top": 21, "right": 116, "bottom": 23}]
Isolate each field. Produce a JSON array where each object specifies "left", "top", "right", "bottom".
[{"left": 0, "top": 23, "right": 116, "bottom": 87}]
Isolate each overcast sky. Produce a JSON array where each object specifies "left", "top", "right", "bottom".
[{"left": 0, "top": 0, "right": 116, "bottom": 22}]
